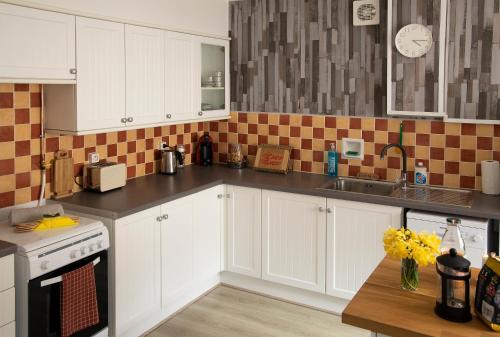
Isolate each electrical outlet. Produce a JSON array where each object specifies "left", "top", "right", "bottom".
[{"left": 88, "top": 152, "right": 100, "bottom": 164}]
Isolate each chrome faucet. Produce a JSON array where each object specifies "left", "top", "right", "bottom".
[{"left": 380, "top": 143, "right": 409, "bottom": 190}]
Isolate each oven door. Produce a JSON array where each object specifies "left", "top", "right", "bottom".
[{"left": 28, "top": 250, "right": 108, "bottom": 337}]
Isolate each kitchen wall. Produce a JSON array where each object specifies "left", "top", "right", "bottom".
[
  {"left": 0, "top": 83, "right": 204, "bottom": 208},
  {"left": 208, "top": 111, "right": 500, "bottom": 190}
]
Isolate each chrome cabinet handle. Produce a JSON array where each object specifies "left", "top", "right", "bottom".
[
  {"left": 162, "top": 214, "right": 168, "bottom": 220},
  {"left": 166, "top": 114, "right": 172, "bottom": 119},
  {"left": 127, "top": 117, "right": 133, "bottom": 122},
  {"left": 121, "top": 117, "right": 127, "bottom": 123},
  {"left": 326, "top": 208, "right": 332, "bottom": 213},
  {"left": 198, "top": 111, "right": 203, "bottom": 116},
  {"left": 156, "top": 216, "right": 162, "bottom": 222},
  {"left": 319, "top": 207, "right": 325, "bottom": 212},
  {"left": 217, "top": 194, "right": 223, "bottom": 199}
]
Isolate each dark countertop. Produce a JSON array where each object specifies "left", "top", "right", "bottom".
[
  {"left": 57, "top": 165, "right": 500, "bottom": 221},
  {"left": 0, "top": 240, "right": 16, "bottom": 258}
]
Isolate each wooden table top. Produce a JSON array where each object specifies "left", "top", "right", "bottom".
[{"left": 342, "top": 257, "right": 498, "bottom": 337}]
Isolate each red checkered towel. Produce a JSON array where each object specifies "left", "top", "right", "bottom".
[{"left": 60, "top": 262, "right": 100, "bottom": 337}]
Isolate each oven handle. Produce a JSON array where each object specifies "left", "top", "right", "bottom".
[{"left": 40, "top": 257, "right": 100, "bottom": 287}]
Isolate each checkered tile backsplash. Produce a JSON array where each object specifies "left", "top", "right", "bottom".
[
  {"left": 1, "top": 84, "right": 499, "bottom": 208},
  {"left": 0, "top": 83, "right": 204, "bottom": 207},
  {"left": 208, "top": 112, "right": 500, "bottom": 191}
]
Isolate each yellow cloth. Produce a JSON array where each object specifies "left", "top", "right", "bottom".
[{"left": 34, "top": 216, "right": 77, "bottom": 231}]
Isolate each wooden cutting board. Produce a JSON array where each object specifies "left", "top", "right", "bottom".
[{"left": 52, "top": 150, "right": 74, "bottom": 199}]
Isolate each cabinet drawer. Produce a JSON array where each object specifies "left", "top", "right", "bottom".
[
  {"left": 0, "top": 288, "right": 15, "bottom": 327},
  {"left": 0, "top": 255, "right": 14, "bottom": 291},
  {"left": 0, "top": 321, "right": 14, "bottom": 337}
]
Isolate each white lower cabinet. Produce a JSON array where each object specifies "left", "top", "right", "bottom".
[
  {"left": 262, "top": 190, "right": 327, "bottom": 293},
  {"left": 226, "top": 186, "right": 262, "bottom": 277},
  {"left": 326, "top": 199, "right": 402, "bottom": 299},
  {"left": 0, "top": 255, "right": 14, "bottom": 337},
  {"left": 0, "top": 321, "right": 15, "bottom": 337},
  {"left": 114, "top": 206, "right": 161, "bottom": 337}
]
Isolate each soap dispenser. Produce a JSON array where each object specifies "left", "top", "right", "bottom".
[{"left": 327, "top": 142, "right": 338, "bottom": 177}]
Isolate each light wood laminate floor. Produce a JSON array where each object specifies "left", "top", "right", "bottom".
[{"left": 145, "top": 286, "right": 370, "bottom": 337}]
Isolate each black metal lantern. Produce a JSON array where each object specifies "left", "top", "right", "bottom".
[{"left": 435, "top": 248, "right": 472, "bottom": 322}]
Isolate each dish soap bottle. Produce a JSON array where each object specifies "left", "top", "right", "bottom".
[
  {"left": 415, "top": 162, "right": 428, "bottom": 185},
  {"left": 328, "top": 143, "right": 338, "bottom": 177}
]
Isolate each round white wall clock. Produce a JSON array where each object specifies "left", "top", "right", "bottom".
[{"left": 395, "top": 24, "right": 433, "bottom": 58}]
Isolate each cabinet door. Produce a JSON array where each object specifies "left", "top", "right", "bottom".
[
  {"left": 226, "top": 186, "right": 262, "bottom": 278},
  {"left": 161, "top": 195, "right": 195, "bottom": 305},
  {"left": 193, "top": 186, "right": 223, "bottom": 281},
  {"left": 262, "top": 190, "right": 327, "bottom": 293},
  {"left": 195, "top": 36, "right": 230, "bottom": 119},
  {"left": 114, "top": 206, "right": 161, "bottom": 336},
  {"left": 76, "top": 17, "right": 125, "bottom": 131},
  {"left": 165, "top": 31, "right": 195, "bottom": 122},
  {"left": 326, "top": 199, "right": 402, "bottom": 299},
  {"left": 0, "top": 3, "right": 75, "bottom": 81},
  {"left": 125, "top": 25, "right": 165, "bottom": 126}
]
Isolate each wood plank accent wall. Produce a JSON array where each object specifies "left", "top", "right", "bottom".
[
  {"left": 390, "top": 0, "right": 441, "bottom": 113},
  {"left": 229, "top": 0, "right": 387, "bottom": 116},
  {"left": 447, "top": 0, "right": 500, "bottom": 121}
]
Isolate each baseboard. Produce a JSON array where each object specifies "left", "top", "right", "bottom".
[{"left": 220, "top": 271, "right": 349, "bottom": 315}]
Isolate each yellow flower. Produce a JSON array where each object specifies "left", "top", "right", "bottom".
[{"left": 383, "top": 227, "right": 441, "bottom": 266}]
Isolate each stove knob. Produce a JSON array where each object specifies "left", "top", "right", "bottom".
[
  {"left": 80, "top": 246, "right": 88, "bottom": 255},
  {"left": 70, "top": 250, "right": 79, "bottom": 259},
  {"left": 41, "top": 261, "right": 50, "bottom": 270},
  {"left": 89, "top": 243, "right": 96, "bottom": 252}
]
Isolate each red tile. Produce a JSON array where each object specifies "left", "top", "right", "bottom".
[
  {"left": 477, "top": 137, "right": 493, "bottom": 150},
  {"left": 313, "top": 128, "right": 324, "bottom": 139},
  {"left": 0, "top": 159, "right": 14, "bottom": 175},
  {"left": 348, "top": 165, "right": 360, "bottom": 177},
  {"left": 30, "top": 92, "right": 41, "bottom": 107},
  {"left": 301, "top": 139, "right": 312, "bottom": 150},
  {"left": 85, "top": 147, "right": 96, "bottom": 158},
  {"left": 445, "top": 161, "right": 459, "bottom": 174},
  {"left": 16, "top": 172, "right": 30, "bottom": 189},
  {"left": 210, "top": 122, "right": 219, "bottom": 132},
  {"left": 302, "top": 115, "right": 312, "bottom": 127},
  {"left": 154, "top": 127, "right": 162, "bottom": 137},
  {"left": 374, "top": 168, "right": 387, "bottom": 180},
  {"left": 430, "top": 121, "right": 445, "bottom": 134},
  {"left": 31, "top": 155, "right": 41, "bottom": 170},
  {"left": 495, "top": 125, "right": 500, "bottom": 137},
  {"left": 461, "top": 124, "right": 476, "bottom": 135},
  {"left": 219, "top": 133, "right": 228, "bottom": 142},
  {"left": 362, "top": 130, "right": 374, "bottom": 142},
  {"left": 107, "top": 144, "right": 117, "bottom": 157},
  {"left": 146, "top": 138, "right": 153, "bottom": 150},
  {"left": 337, "top": 129, "right": 348, "bottom": 140},
  {"left": 45, "top": 137, "right": 59, "bottom": 153},
  {"left": 405, "top": 145, "right": 415, "bottom": 158},
  {"left": 429, "top": 173, "right": 444, "bottom": 186},
  {"left": 31, "top": 124, "right": 41, "bottom": 139},
  {"left": 238, "top": 112, "right": 247, "bottom": 123},
  {"left": 375, "top": 119, "right": 388, "bottom": 131},
  {"left": 269, "top": 125, "right": 278, "bottom": 136},
  {"left": 416, "top": 134, "right": 430, "bottom": 146},
  {"left": 0, "top": 126, "right": 14, "bottom": 142},
  {"left": 290, "top": 126, "right": 301, "bottom": 137},
  {"left": 145, "top": 162, "right": 154, "bottom": 174},
  {"left": 127, "top": 166, "right": 136, "bottom": 179},
  {"left": 460, "top": 176, "right": 475, "bottom": 189},
  {"left": 388, "top": 132, "right": 400, "bottom": 144},
  {"left": 184, "top": 144, "right": 191, "bottom": 154},
  {"left": 137, "top": 152, "right": 145, "bottom": 164},
  {"left": 387, "top": 157, "right": 401, "bottom": 169},
  {"left": 279, "top": 115, "right": 290, "bottom": 125},
  {"left": 291, "top": 149, "right": 301, "bottom": 160},
  {"left": 313, "top": 151, "right": 324, "bottom": 162},
  {"left": 154, "top": 149, "right": 162, "bottom": 160},
  {"left": 460, "top": 149, "right": 476, "bottom": 162},
  {"left": 248, "top": 124, "right": 258, "bottom": 134},
  {"left": 445, "top": 135, "right": 460, "bottom": 148},
  {"left": 375, "top": 143, "right": 386, "bottom": 154},
  {"left": 31, "top": 185, "right": 41, "bottom": 201},
  {"left": 362, "top": 154, "right": 374, "bottom": 166},
  {"left": 14, "top": 84, "right": 29, "bottom": 91},
  {"left": 118, "top": 155, "right": 127, "bottom": 164},
  {"left": 0, "top": 191, "right": 14, "bottom": 208},
  {"left": 73, "top": 135, "right": 84, "bottom": 148},
  {"left": 177, "top": 134, "right": 183, "bottom": 145},
  {"left": 0, "top": 93, "right": 13, "bottom": 108},
  {"left": 118, "top": 131, "right": 127, "bottom": 142},
  {"left": 258, "top": 135, "right": 268, "bottom": 145},
  {"left": 325, "top": 116, "right": 336, "bottom": 128},
  {"left": 137, "top": 128, "right": 145, "bottom": 139},
  {"left": 430, "top": 147, "right": 444, "bottom": 160},
  {"left": 184, "top": 124, "right": 191, "bottom": 133},
  {"left": 228, "top": 123, "right": 237, "bottom": 133},
  {"left": 15, "top": 140, "right": 30, "bottom": 156},
  {"left": 15, "top": 109, "right": 30, "bottom": 124},
  {"left": 279, "top": 137, "right": 289, "bottom": 146},
  {"left": 169, "top": 125, "right": 177, "bottom": 134},
  {"left": 238, "top": 134, "right": 247, "bottom": 144},
  {"left": 349, "top": 118, "right": 361, "bottom": 129},
  {"left": 301, "top": 161, "right": 312, "bottom": 172},
  {"left": 258, "top": 113, "right": 268, "bottom": 124},
  {"left": 248, "top": 145, "right": 257, "bottom": 156},
  {"left": 96, "top": 133, "right": 107, "bottom": 145},
  {"left": 402, "top": 120, "right": 415, "bottom": 133},
  {"left": 197, "top": 122, "right": 204, "bottom": 131}
]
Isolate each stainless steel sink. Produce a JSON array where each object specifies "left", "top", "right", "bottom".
[{"left": 318, "top": 177, "right": 397, "bottom": 197}]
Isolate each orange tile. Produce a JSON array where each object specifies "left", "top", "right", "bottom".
[
  {"left": 336, "top": 116, "right": 349, "bottom": 129},
  {"left": 14, "top": 92, "right": 30, "bottom": 109},
  {"left": 477, "top": 124, "right": 493, "bottom": 137},
  {"left": 374, "top": 131, "right": 388, "bottom": 144},
  {"left": 430, "top": 134, "right": 445, "bottom": 147},
  {"left": 429, "top": 160, "right": 444, "bottom": 174},
  {"left": 460, "top": 135, "right": 476, "bottom": 150},
  {"left": 444, "top": 148, "right": 460, "bottom": 161},
  {"left": 444, "top": 174, "right": 460, "bottom": 188},
  {"left": 0, "top": 142, "right": 15, "bottom": 160},
  {"left": 0, "top": 84, "right": 14, "bottom": 92},
  {"left": 388, "top": 119, "right": 401, "bottom": 132},
  {"left": 278, "top": 125, "right": 290, "bottom": 137},
  {"left": 30, "top": 108, "right": 41, "bottom": 123},
  {"left": 476, "top": 150, "right": 492, "bottom": 162},
  {"left": 361, "top": 117, "right": 375, "bottom": 131},
  {"left": 301, "top": 127, "right": 313, "bottom": 139},
  {"left": 312, "top": 115, "right": 325, "bottom": 128},
  {"left": 248, "top": 134, "right": 258, "bottom": 145},
  {"left": 290, "top": 115, "right": 302, "bottom": 127},
  {"left": 415, "top": 120, "right": 430, "bottom": 134},
  {"left": 459, "top": 162, "right": 476, "bottom": 176},
  {"left": 445, "top": 123, "right": 461, "bottom": 135},
  {"left": 0, "top": 109, "right": 14, "bottom": 125},
  {"left": 348, "top": 129, "right": 362, "bottom": 139},
  {"left": 0, "top": 174, "right": 15, "bottom": 192},
  {"left": 268, "top": 135, "right": 279, "bottom": 145},
  {"left": 15, "top": 155, "right": 31, "bottom": 173},
  {"left": 15, "top": 187, "right": 31, "bottom": 204},
  {"left": 268, "top": 114, "right": 279, "bottom": 125},
  {"left": 415, "top": 146, "right": 429, "bottom": 159}
]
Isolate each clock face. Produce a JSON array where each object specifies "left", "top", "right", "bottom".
[{"left": 395, "top": 24, "right": 433, "bottom": 58}]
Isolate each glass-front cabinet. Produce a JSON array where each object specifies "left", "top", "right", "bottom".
[{"left": 195, "top": 36, "right": 230, "bottom": 119}]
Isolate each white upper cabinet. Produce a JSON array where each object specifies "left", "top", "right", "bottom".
[
  {"left": 195, "top": 36, "right": 230, "bottom": 120},
  {"left": 76, "top": 17, "right": 126, "bottom": 131},
  {"left": 226, "top": 186, "right": 262, "bottom": 278},
  {"left": 262, "top": 190, "right": 327, "bottom": 293},
  {"left": 125, "top": 25, "right": 165, "bottom": 126},
  {"left": 165, "top": 31, "right": 195, "bottom": 123},
  {"left": 0, "top": 3, "right": 76, "bottom": 82},
  {"left": 326, "top": 199, "right": 402, "bottom": 299}
]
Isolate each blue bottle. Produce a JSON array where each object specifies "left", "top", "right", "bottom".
[{"left": 327, "top": 143, "right": 338, "bottom": 177}]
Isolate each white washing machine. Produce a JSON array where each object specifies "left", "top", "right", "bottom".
[{"left": 406, "top": 210, "right": 489, "bottom": 268}]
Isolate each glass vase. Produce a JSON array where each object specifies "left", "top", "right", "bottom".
[{"left": 401, "top": 258, "right": 419, "bottom": 291}]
